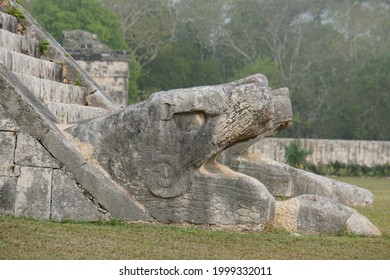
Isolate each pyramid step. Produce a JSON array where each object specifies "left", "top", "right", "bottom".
[
  {"left": 14, "top": 73, "right": 86, "bottom": 105},
  {"left": 0, "top": 29, "right": 40, "bottom": 57},
  {"left": 0, "top": 11, "right": 18, "bottom": 33},
  {"left": 0, "top": 47, "right": 62, "bottom": 81},
  {"left": 47, "top": 102, "right": 109, "bottom": 123}
]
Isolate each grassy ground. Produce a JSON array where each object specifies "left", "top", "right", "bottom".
[{"left": 0, "top": 177, "right": 389, "bottom": 260}]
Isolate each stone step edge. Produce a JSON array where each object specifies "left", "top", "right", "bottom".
[
  {"left": 0, "top": 11, "right": 18, "bottom": 34},
  {"left": 47, "top": 102, "right": 110, "bottom": 124},
  {"left": 0, "top": 46, "right": 62, "bottom": 82},
  {"left": 13, "top": 73, "right": 88, "bottom": 106},
  {"left": 0, "top": 29, "right": 40, "bottom": 58}
]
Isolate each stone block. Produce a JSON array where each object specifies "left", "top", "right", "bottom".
[
  {"left": 0, "top": 29, "right": 40, "bottom": 58},
  {"left": 296, "top": 195, "right": 353, "bottom": 234},
  {"left": 0, "top": 48, "right": 62, "bottom": 82},
  {"left": 331, "top": 180, "right": 374, "bottom": 207},
  {"left": 15, "top": 133, "right": 60, "bottom": 168},
  {"left": 274, "top": 195, "right": 381, "bottom": 236},
  {"left": 230, "top": 155, "right": 293, "bottom": 198},
  {"left": 292, "top": 169, "right": 333, "bottom": 198},
  {"left": 77, "top": 60, "right": 129, "bottom": 77},
  {"left": 46, "top": 102, "right": 109, "bottom": 123},
  {"left": 40, "top": 129, "right": 86, "bottom": 171},
  {"left": 51, "top": 169, "right": 104, "bottom": 221},
  {"left": 345, "top": 212, "right": 381, "bottom": 236},
  {"left": 0, "top": 65, "right": 56, "bottom": 140},
  {"left": 0, "top": 165, "right": 21, "bottom": 177},
  {"left": 0, "top": 131, "right": 18, "bottom": 176},
  {"left": 0, "top": 104, "right": 19, "bottom": 131},
  {"left": 0, "top": 132, "right": 15, "bottom": 162},
  {"left": 0, "top": 177, "right": 17, "bottom": 216},
  {"left": 0, "top": 12, "right": 18, "bottom": 33},
  {"left": 186, "top": 172, "right": 275, "bottom": 225},
  {"left": 15, "top": 167, "right": 52, "bottom": 219},
  {"left": 292, "top": 168, "right": 373, "bottom": 207},
  {"left": 92, "top": 76, "right": 128, "bottom": 107},
  {"left": 71, "top": 163, "right": 152, "bottom": 221},
  {"left": 14, "top": 73, "right": 86, "bottom": 105}
]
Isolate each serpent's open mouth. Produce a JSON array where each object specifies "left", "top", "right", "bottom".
[{"left": 199, "top": 152, "right": 239, "bottom": 176}]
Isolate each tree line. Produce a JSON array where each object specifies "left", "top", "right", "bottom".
[{"left": 23, "top": 0, "right": 390, "bottom": 140}]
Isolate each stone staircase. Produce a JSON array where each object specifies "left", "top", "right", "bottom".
[
  {"left": 0, "top": 2, "right": 151, "bottom": 223},
  {"left": 0, "top": 10, "right": 110, "bottom": 123}
]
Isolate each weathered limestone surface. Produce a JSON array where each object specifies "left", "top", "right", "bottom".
[
  {"left": 0, "top": 103, "right": 19, "bottom": 131},
  {"left": 228, "top": 154, "right": 373, "bottom": 207},
  {"left": 51, "top": 169, "right": 105, "bottom": 221},
  {"left": 13, "top": 73, "right": 86, "bottom": 105},
  {"left": 15, "top": 133, "right": 60, "bottom": 168},
  {"left": 0, "top": 177, "right": 17, "bottom": 215},
  {"left": 46, "top": 102, "right": 109, "bottom": 123},
  {"left": 0, "top": 48, "right": 62, "bottom": 81},
  {"left": 15, "top": 166, "right": 52, "bottom": 219},
  {"left": 345, "top": 212, "right": 382, "bottom": 236},
  {"left": 274, "top": 195, "right": 381, "bottom": 236},
  {"left": 0, "top": 29, "right": 40, "bottom": 58},
  {"left": 0, "top": 11, "right": 18, "bottom": 33},
  {"left": 0, "top": 131, "right": 17, "bottom": 176}
]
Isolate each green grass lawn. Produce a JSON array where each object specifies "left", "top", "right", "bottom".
[{"left": 0, "top": 177, "right": 389, "bottom": 260}]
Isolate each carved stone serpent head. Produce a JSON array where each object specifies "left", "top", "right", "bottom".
[
  {"left": 66, "top": 74, "right": 380, "bottom": 235},
  {"left": 68, "top": 75, "right": 290, "bottom": 193},
  {"left": 67, "top": 74, "right": 292, "bottom": 223}
]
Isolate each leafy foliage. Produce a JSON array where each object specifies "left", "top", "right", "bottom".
[
  {"left": 39, "top": 39, "right": 49, "bottom": 56},
  {"left": 138, "top": 41, "right": 222, "bottom": 99},
  {"left": 128, "top": 57, "right": 141, "bottom": 104},
  {"left": 284, "top": 140, "right": 313, "bottom": 169},
  {"left": 31, "top": 0, "right": 127, "bottom": 50},
  {"left": 5, "top": 6, "right": 25, "bottom": 20},
  {"left": 307, "top": 162, "right": 390, "bottom": 177}
]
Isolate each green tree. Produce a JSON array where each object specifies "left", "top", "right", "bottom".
[
  {"left": 220, "top": 0, "right": 269, "bottom": 76},
  {"left": 176, "top": 0, "right": 228, "bottom": 60},
  {"left": 101, "top": 0, "right": 178, "bottom": 68},
  {"left": 308, "top": 0, "right": 390, "bottom": 140},
  {"left": 341, "top": 54, "right": 390, "bottom": 140},
  {"left": 32, "top": 0, "right": 127, "bottom": 50},
  {"left": 128, "top": 57, "right": 142, "bottom": 104},
  {"left": 138, "top": 41, "right": 195, "bottom": 94},
  {"left": 138, "top": 41, "right": 223, "bottom": 99},
  {"left": 234, "top": 57, "right": 282, "bottom": 89}
]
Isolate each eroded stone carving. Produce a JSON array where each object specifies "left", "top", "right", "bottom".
[{"left": 67, "top": 74, "right": 380, "bottom": 235}]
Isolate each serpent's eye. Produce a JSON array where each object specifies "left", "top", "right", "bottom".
[{"left": 172, "top": 111, "right": 205, "bottom": 131}]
